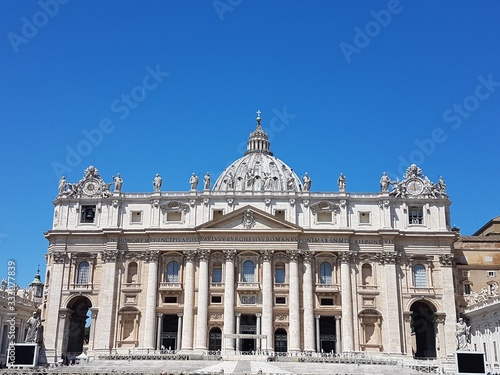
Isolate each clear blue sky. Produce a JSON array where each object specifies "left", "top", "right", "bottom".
[{"left": 1, "top": 0, "right": 499, "bottom": 286}]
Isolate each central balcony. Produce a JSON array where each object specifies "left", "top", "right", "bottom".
[
  {"left": 159, "top": 282, "right": 183, "bottom": 291},
  {"left": 237, "top": 282, "right": 260, "bottom": 291},
  {"left": 315, "top": 283, "right": 340, "bottom": 293}
]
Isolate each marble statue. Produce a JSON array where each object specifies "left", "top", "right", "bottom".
[
  {"left": 491, "top": 282, "right": 499, "bottom": 297},
  {"left": 338, "top": 173, "right": 346, "bottom": 192},
  {"left": 455, "top": 318, "right": 470, "bottom": 350},
  {"left": 380, "top": 172, "right": 391, "bottom": 192},
  {"left": 113, "top": 173, "right": 123, "bottom": 192},
  {"left": 153, "top": 173, "right": 162, "bottom": 192},
  {"left": 189, "top": 173, "right": 199, "bottom": 191},
  {"left": 58, "top": 176, "right": 67, "bottom": 195},
  {"left": 302, "top": 172, "right": 312, "bottom": 192},
  {"left": 203, "top": 172, "right": 211, "bottom": 190},
  {"left": 25, "top": 311, "right": 41, "bottom": 343}
]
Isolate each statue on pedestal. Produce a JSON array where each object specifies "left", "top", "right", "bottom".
[
  {"left": 189, "top": 173, "right": 199, "bottom": 191},
  {"left": 455, "top": 318, "right": 470, "bottom": 350},
  {"left": 25, "top": 311, "right": 42, "bottom": 344}
]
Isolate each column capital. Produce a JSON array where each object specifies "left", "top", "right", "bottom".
[
  {"left": 301, "top": 251, "right": 314, "bottom": 263},
  {"left": 255, "top": 313, "right": 262, "bottom": 318},
  {"left": 260, "top": 250, "right": 274, "bottom": 262},
  {"left": 157, "top": 313, "right": 164, "bottom": 318},
  {"left": 438, "top": 254, "right": 454, "bottom": 267},
  {"left": 315, "top": 315, "right": 321, "bottom": 320},
  {"left": 102, "top": 250, "right": 121, "bottom": 263},
  {"left": 197, "top": 249, "right": 210, "bottom": 261},
  {"left": 183, "top": 251, "right": 196, "bottom": 262},
  {"left": 376, "top": 252, "right": 398, "bottom": 265},
  {"left": 286, "top": 250, "right": 300, "bottom": 262},
  {"left": 223, "top": 249, "right": 237, "bottom": 261},
  {"left": 144, "top": 250, "right": 160, "bottom": 263},
  {"left": 89, "top": 307, "right": 99, "bottom": 319},
  {"left": 177, "top": 313, "right": 183, "bottom": 317},
  {"left": 235, "top": 313, "right": 242, "bottom": 317},
  {"left": 338, "top": 251, "right": 351, "bottom": 264}
]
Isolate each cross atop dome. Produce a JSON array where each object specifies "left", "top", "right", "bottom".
[
  {"left": 246, "top": 110, "right": 272, "bottom": 156},
  {"left": 256, "top": 109, "right": 262, "bottom": 125}
]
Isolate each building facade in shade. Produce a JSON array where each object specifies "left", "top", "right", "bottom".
[
  {"left": 454, "top": 219, "right": 500, "bottom": 371},
  {"left": 42, "top": 114, "right": 459, "bottom": 363}
]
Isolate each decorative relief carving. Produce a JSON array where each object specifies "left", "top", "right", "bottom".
[
  {"left": 260, "top": 250, "right": 274, "bottom": 262},
  {"left": 242, "top": 209, "right": 256, "bottom": 229},
  {"left": 160, "top": 201, "right": 190, "bottom": 214},
  {"left": 210, "top": 313, "right": 223, "bottom": 320},
  {"left": 57, "top": 165, "right": 113, "bottom": 199},
  {"left": 288, "top": 198, "right": 295, "bottom": 207},
  {"left": 227, "top": 198, "right": 234, "bottom": 206},
  {"left": 378, "top": 200, "right": 390, "bottom": 209},
  {"left": 152, "top": 200, "right": 160, "bottom": 208},
  {"left": 264, "top": 198, "right": 271, "bottom": 206},
  {"left": 309, "top": 201, "right": 339, "bottom": 214},
  {"left": 275, "top": 314, "right": 288, "bottom": 321}
]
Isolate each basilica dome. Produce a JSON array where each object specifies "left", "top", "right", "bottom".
[{"left": 213, "top": 113, "right": 303, "bottom": 192}]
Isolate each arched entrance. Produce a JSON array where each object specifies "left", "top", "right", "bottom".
[
  {"left": 274, "top": 328, "right": 287, "bottom": 353},
  {"left": 66, "top": 297, "right": 92, "bottom": 355},
  {"left": 209, "top": 327, "right": 222, "bottom": 351},
  {"left": 410, "top": 301, "right": 437, "bottom": 358}
]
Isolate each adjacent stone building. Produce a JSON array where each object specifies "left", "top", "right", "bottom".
[
  {"left": 42, "top": 113, "right": 459, "bottom": 363},
  {"left": 454, "top": 218, "right": 500, "bottom": 371}
]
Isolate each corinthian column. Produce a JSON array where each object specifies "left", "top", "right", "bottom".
[
  {"left": 223, "top": 250, "right": 237, "bottom": 353},
  {"left": 260, "top": 250, "right": 274, "bottom": 351},
  {"left": 181, "top": 251, "right": 196, "bottom": 351},
  {"left": 287, "top": 250, "right": 301, "bottom": 352},
  {"left": 302, "top": 251, "right": 316, "bottom": 352},
  {"left": 194, "top": 249, "right": 210, "bottom": 352},
  {"left": 144, "top": 251, "right": 160, "bottom": 349},
  {"left": 339, "top": 251, "right": 354, "bottom": 352}
]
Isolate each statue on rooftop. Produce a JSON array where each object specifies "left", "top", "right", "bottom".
[
  {"left": 380, "top": 172, "right": 391, "bottom": 192},
  {"left": 337, "top": 173, "right": 346, "bottom": 192},
  {"left": 153, "top": 173, "right": 162, "bottom": 192},
  {"left": 302, "top": 172, "right": 312, "bottom": 192},
  {"left": 189, "top": 173, "right": 199, "bottom": 191},
  {"left": 113, "top": 173, "right": 123, "bottom": 192}
]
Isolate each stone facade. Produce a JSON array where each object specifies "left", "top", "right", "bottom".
[
  {"left": 42, "top": 113, "right": 458, "bottom": 363},
  {"left": 455, "top": 221, "right": 500, "bottom": 371}
]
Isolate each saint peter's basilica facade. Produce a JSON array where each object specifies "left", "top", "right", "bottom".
[{"left": 42, "top": 113, "right": 458, "bottom": 363}]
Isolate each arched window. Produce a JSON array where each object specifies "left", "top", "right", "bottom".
[
  {"left": 319, "top": 262, "right": 333, "bottom": 284},
  {"left": 361, "top": 264, "right": 372, "bottom": 285},
  {"left": 127, "top": 262, "right": 138, "bottom": 283},
  {"left": 242, "top": 260, "right": 255, "bottom": 282},
  {"left": 413, "top": 264, "right": 427, "bottom": 288},
  {"left": 76, "top": 261, "right": 90, "bottom": 284},
  {"left": 275, "top": 262, "right": 286, "bottom": 284},
  {"left": 166, "top": 261, "right": 180, "bottom": 282},
  {"left": 212, "top": 262, "right": 222, "bottom": 283}
]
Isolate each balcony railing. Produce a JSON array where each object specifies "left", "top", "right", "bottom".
[
  {"left": 357, "top": 285, "right": 379, "bottom": 294},
  {"left": 122, "top": 283, "right": 142, "bottom": 291},
  {"left": 273, "top": 283, "right": 289, "bottom": 290},
  {"left": 210, "top": 282, "right": 225, "bottom": 289},
  {"left": 405, "top": 287, "right": 436, "bottom": 295},
  {"left": 159, "top": 282, "right": 182, "bottom": 291},
  {"left": 70, "top": 283, "right": 93, "bottom": 291},
  {"left": 237, "top": 282, "right": 260, "bottom": 291},
  {"left": 315, "top": 283, "right": 340, "bottom": 292}
]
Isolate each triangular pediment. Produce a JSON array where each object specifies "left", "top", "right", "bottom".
[{"left": 196, "top": 205, "right": 302, "bottom": 233}]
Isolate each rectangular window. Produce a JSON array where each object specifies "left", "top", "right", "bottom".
[
  {"left": 320, "top": 298, "right": 334, "bottom": 306},
  {"left": 80, "top": 205, "right": 96, "bottom": 223},
  {"left": 130, "top": 211, "right": 142, "bottom": 223},
  {"left": 317, "top": 212, "right": 332, "bottom": 223},
  {"left": 487, "top": 271, "right": 497, "bottom": 278},
  {"left": 274, "top": 210, "right": 285, "bottom": 221},
  {"left": 211, "top": 295, "right": 222, "bottom": 304},
  {"left": 275, "top": 297, "right": 286, "bottom": 305},
  {"left": 213, "top": 210, "right": 224, "bottom": 221},
  {"left": 164, "top": 296, "right": 177, "bottom": 304},
  {"left": 408, "top": 207, "right": 423, "bottom": 225},
  {"left": 166, "top": 211, "right": 182, "bottom": 222},
  {"left": 212, "top": 266, "right": 222, "bottom": 283},
  {"left": 494, "top": 341, "right": 498, "bottom": 362},
  {"left": 464, "top": 284, "right": 471, "bottom": 295},
  {"left": 359, "top": 212, "right": 370, "bottom": 224}
]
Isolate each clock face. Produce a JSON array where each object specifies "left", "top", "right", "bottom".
[
  {"left": 83, "top": 180, "right": 98, "bottom": 195},
  {"left": 407, "top": 178, "right": 424, "bottom": 195}
]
